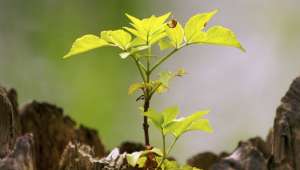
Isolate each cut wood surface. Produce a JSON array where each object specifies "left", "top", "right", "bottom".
[{"left": 0, "top": 76, "right": 300, "bottom": 170}]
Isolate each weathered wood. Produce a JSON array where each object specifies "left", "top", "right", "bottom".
[
  {"left": 0, "top": 134, "right": 35, "bottom": 170},
  {"left": 59, "top": 143, "right": 137, "bottom": 170},
  {"left": 211, "top": 137, "right": 270, "bottom": 170},
  {"left": 187, "top": 152, "right": 228, "bottom": 170},
  {"left": 19, "top": 101, "right": 106, "bottom": 170},
  {"left": 271, "top": 76, "right": 300, "bottom": 170},
  {"left": 0, "top": 86, "right": 106, "bottom": 170},
  {"left": 0, "top": 87, "right": 17, "bottom": 158}
]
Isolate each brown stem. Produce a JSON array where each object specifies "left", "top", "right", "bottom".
[{"left": 143, "top": 98, "right": 150, "bottom": 146}]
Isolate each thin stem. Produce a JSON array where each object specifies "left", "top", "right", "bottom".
[
  {"left": 156, "top": 137, "right": 179, "bottom": 169},
  {"left": 166, "top": 137, "right": 178, "bottom": 156},
  {"left": 138, "top": 60, "right": 147, "bottom": 72},
  {"left": 162, "top": 131, "right": 166, "bottom": 156},
  {"left": 131, "top": 55, "right": 146, "bottom": 83},
  {"left": 150, "top": 48, "right": 178, "bottom": 73}
]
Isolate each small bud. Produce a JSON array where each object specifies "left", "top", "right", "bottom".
[
  {"left": 176, "top": 68, "right": 186, "bottom": 77},
  {"left": 167, "top": 19, "right": 177, "bottom": 28}
]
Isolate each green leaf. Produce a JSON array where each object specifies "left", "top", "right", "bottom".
[
  {"left": 163, "top": 160, "right": 180, "bottom": 170},
  {"left": 126, "top": 148, "right": 163, "bottom": 167},
  {"left": 126, "top": 151, "right": 144, "bottom": 167},
  {"left": 165, "top": 110, "right": 210, "bottom": 137},
  {"left": 185, "top": 119, "right": 213, "bottom": 133},
  {"left": 100, "top": 29, "right": 132, "bottom": 50},
  {"left": 175, "top": 68, "right": 186, "bottom": 77},
  {"left": 124, "top": 27, "right": 146, "bottom": 42},
  {"left": 125, "top": 12, "right": 171, "bottom": 45},
  {"left": 184, "top": 9, "right": 218, "bottom": 43},
  {"left": 162, "top": 106, "right": 180, "bottom": 126},
  {"left": 159, "top": 38, "right": 174, "bottom": 50},
  {"left": 159, "top": 71, "right": 174, "bottom": 87},
  {"left": 194, "top": 25, "right": 245, "bottom": 51},
  {"left": 63, "top": 34, "right": 109, "bottom": 59},
  {"left": 149, "top": 31, "right": 167, "bottom": 45},
  {"left": 165, "top": 22, "right": 185, "bottom": 48},
  {"left": 182, "top": 165, "right": 201, "bottom": 170},
  {"left": 144, "top": 109, "right": 163, "bottom": 129},
  {"left": 128, "top": 83, "right": 144, "bottom": 95},
  {"left": 119, "top": 45, "right": 149, "bottom": 59},
  {"left": 125, "top": 14, "right": 144, "bottom": 31}
]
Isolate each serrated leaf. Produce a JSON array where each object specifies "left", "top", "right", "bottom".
[
  {"left": 128, "top": 83, "right": 144, "bottom": 95},
  {"left": 194, "top": 25, "right": 245, "bottom": 51},
  {"left": 185, "top": 9, "right": 218, "bottom": 43},
  {"left": 165, "top": 22, "right": 185, "bottom": 48},
  {"left": 63, "top": 34, "right": 109, "bottom": 59}
]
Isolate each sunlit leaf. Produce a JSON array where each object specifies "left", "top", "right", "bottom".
[
  {"left": 128, "top": 37, "right": 147, "bottom": 47},
  {"left": 100, "top": 29, "right": 132, "bottom": 50},
  {"left": 144, "top": 109, "right": 163, "bottom": 129},
  {"left": 124, "top": 27, "right": 146, "bottom": 42},
  {"left": 126, "top": 151, "right": 144, "bottom": 167},
  {"left": 182, "top": 165, "right": 201, "bottom": 170},
  {"left": 159, "top": 38, "right": 174, "bottom": 50},
  {"left": 184, "top": 9, "right": 218, "bottom": 43},
  {"left": 156, "top": 84, "right": 168, "bottom": 94},
  {"left": 164, "top": 110, "right": 210, "bottom": 137},
  {"left": 120, "top": 45, "right": 149, "bottom": 59},
  {"left": 163, "top": 160, "right": 180, "bottom": 170},
  {"left": 194, "top": 25, "right": 245, "bottom": 51},
  {"left": 125, "top": 12, "right": 171, "bottom": 45},
  {"left": 162, "top": 106, "right": 180, "bottom": 126},
  {"left": 63, "top": 34, "right": 109, "bottom": 59},
  {"left": 149, "top": 31, "right": 167, "bottom": 45},
  {"left": 128, "top": 83, "right": 144, "bottom": 95},
  {"left": 159, "top": 71, "right": 173, "bottom": 87},
  {"left": 185, "top": 119, "right": 213, "bottom": 133}
]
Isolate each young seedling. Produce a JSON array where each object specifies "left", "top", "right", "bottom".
[{"left": 63, "top": 9, "right": 244, "bottom": 169}]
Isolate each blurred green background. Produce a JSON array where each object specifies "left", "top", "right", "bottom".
[{"left": 1, "top": 0, "right": 300, "bottom": 162}]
